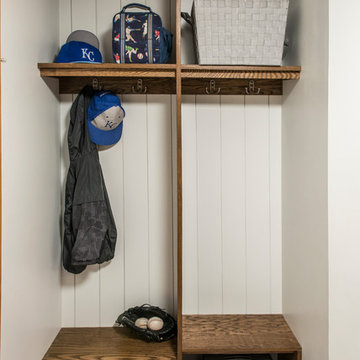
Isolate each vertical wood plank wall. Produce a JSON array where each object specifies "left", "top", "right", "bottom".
[
  {"left": 60, "top": 0, "right": 282, "bottom": 326},
  {"left": 182, "top": 95, "right": 282, "bottom": 314}
]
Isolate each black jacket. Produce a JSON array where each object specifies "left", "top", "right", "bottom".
[{"left": 63, "top": 86, "right": 117, "bottom": 274}]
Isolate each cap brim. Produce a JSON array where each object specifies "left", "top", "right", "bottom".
[{"left": 88, "top": 121, "right": 123, "bottom": 146}]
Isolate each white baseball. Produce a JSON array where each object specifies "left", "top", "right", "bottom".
[
  {"left": 134, "top": 317, "right": 148, "bottom": 329},
  {"left": 147, "top": 316, "right": 164, "bottom": 331}
]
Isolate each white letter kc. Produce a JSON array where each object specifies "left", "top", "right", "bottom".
[{"left": 81, "top": 48, "right": 95, "bottom": 61}]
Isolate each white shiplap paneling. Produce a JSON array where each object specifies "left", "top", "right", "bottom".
[
  {"left": 220, "top": 95, "right": 247, "bottom": 314},
  {"left": 182, "top": 96, "right": 199, "bottom": 314},
  {"left": 245, "top": 96, "right": 271, "bottom": 314},
  {"left": 72, "top": 0, "right": 97, "bottom": 34},
  {"left": 122, "top": 94, "right": 150, "bottom": 308},
  {"left": 60, "top": 0, "right": 282, "bottom": 325},
  {"left": 96, "top": 0, "right": 121, "bottom": 63},
  {"left": 98, "top": 127, "right": 125, "bottom": 326},
  {"left": 269, "top": 96, "right": 282, "bottom": 313},
  {"left": 196, "top": 96, "right": 223, "bottom": 314},
  {"left": 75, "top": 266, "right": 100, "bottom": 326},
  {"left": 182, "top": 95, "right": 282, "bottom": 315},
  {"left": 147, "top": 95, "right": 174, "bottom": 314}
]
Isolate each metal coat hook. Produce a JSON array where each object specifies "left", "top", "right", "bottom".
[
  {"left": 205, "top": 80, "right": 221, "bottom": 95},
  {"left": 245, "top": 80, "right": 261, "bottom": 95},
  {"left": 132, "top": 79, "right": 147, "bottom": 94},
  {"left": 92, "top": 78, "right": 102, "bottom": 91}
]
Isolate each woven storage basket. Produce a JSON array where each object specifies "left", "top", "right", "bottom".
[{"left": 191, "top": 0, "right": 289, "bottom": 65}]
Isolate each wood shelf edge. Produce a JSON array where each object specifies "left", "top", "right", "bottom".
[
  {"left": 181, "top": 72, "right": 300, "bottom": 80},
  {"left": 182, "top": 349, "right": 301, "bottom": 355},
  {"left": 181, "top": 66, "right": 301, "bottom": 80},
  {"left": 181, "top": 64, "right": 301, "bottom": 71},
  {"left": 38, "top": 63, "right": 177, "bottom": 78},
  {"left": 38, "top": 63, "right": 301, "bottom": 80},
  {"left": 38, "top": 63, "right": 178, "bottom": 70},
  {"left": 38, "top": 63, "right": 300, "bottom": 94}
]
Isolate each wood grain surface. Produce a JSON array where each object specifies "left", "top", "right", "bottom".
[
  {"left": 181, "top": 67, "right": 300, "bottom": 80},
  {"left": 38, "top": 63, "right": 177, "bottom": 78},
  {"left": 182, "top": 79, "right": 282, "bottom": 95},
  {"left": 38, "top": 63, "right": 300, "bottom": 95},
  {"left": 0, "top": 0, "right": 2, "bottom": 347},
  {"left": 176, "top": 1, "right": 183, "bottom": 359},
  {"left": 43, "top": 327, "right": 176, "bottom": 360},
  {"left": 181, "top": 65, "right": 301, "bottom": 71},
  {"left": 59, "top": 77, "right": 176, "bottom": 94},
  {"left": 58, "top": 78, "right": 283, "bottom": 95},
  {"left": 38, "top": 64, "right": 300, "bottom": 84},
  {"left": 182, "top": 315, "right": 301, "bottom": 355},
  {"left": 278, "top": 352, "right": 302, "bottom": 360}
]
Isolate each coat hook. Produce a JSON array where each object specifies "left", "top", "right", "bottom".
[
  {"left": 245, "top": 80, "right": 261, "bottom": 95},
  {"left": 92, "top": 78, "right": 102, "bottom": 91},
  {"left": 132, "top": 79, "right": 147, "bottom": 94},
  {"left": 205, "top": 80, "right": 221, "bottom": 95}
]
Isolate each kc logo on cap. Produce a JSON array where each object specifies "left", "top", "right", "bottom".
[
  {"left": 81, "top": 48, "right": 95, "bottom": 62},
  {"left": 88, "top": 91, "right": 126, "bottom": 146},
  {"left": 56, "top": 30, "right": 102, "bottom": 64}
]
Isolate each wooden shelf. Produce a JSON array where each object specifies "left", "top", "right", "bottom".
[
  {"left": 180, "top": 65, "right": 300, "bottom": 95},
  {"left": 42, "top": 327, "right": 177, "bottom": 360},
  {"left": 38, "top": 63, "right": 177, "bottom": 78},
  {"left": 38, "top": 63, "right": 301, "bottom": 95},
  {"left": 181, "top": 65, "right": 301, "bottom": 80},
  {"left": 38, "top": 63, "right": 177, "bottom": 95},
  {"left": 182, "top": 315, "right": 301, "bottom": 359},
  {"left": 38, "top": 63, "right": 300, "bottom": 80}
]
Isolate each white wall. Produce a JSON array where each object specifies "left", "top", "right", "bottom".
[
  {"left": 328, "top": 1, "right": 360, "bottom": 359},
  {"left": 282, "top": 0, "right": 329, "bottom": 359},
  {"left": 1, "top": 0, "right": 61, "bottom": 359}
]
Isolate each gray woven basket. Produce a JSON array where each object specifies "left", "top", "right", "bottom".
[{"left": 191, "top": 0, "right": 289, "bottom": 65}]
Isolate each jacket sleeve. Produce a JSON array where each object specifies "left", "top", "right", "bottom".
[{"left": 63, "top": 164, "right": 87, "bottom": 274}]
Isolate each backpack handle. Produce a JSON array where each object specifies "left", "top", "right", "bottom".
[{"left": 121, "top": 3, "right": 152, "bottom": 13}]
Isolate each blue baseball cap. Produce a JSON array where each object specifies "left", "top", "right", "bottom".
[
  {"left": 88, "top": 91, "right": 125, "bottom": 146},
  {"left": 56, "top": 30, "right": 102, "bottom": 63}
]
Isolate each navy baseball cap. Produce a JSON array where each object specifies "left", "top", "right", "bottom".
[
  {"left": 88, "top": 91, "right": 125, "bottom": 146},
  {"left": 56, "top": 30, "right": 102, "bottom": 63}
]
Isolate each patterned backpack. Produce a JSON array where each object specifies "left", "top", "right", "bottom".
[{"left": 112, "top": 3, "right": 172, "bottom": 64}]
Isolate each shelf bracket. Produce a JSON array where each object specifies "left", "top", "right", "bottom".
[
  {"left": 245, "top": 80, "right": 261, "bottom": 95},
  {"left": 132, "top": 79, "right": 147, "bottom": 94}
]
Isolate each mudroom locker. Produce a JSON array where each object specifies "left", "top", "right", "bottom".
[{"left": 2, "top": 0, "right": 358, "bottom": 360}]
